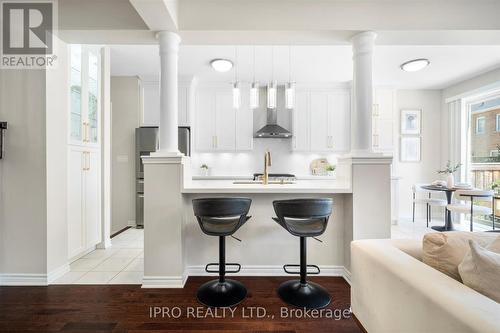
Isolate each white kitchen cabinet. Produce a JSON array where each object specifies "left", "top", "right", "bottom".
[
  {"left": 67, "top": 147, "right": 101, "bottom": 259},
  {"left": 194, "top": 87, "right": 253, "bottom": 151},
  {"left": 140, "top": 80, "right": 191, "bottom": 127},
  {"left": 373, "top": 89, "right": 395, "bottom": 152},
  {"left": 293, "top": 89, "right": 350, "bottom": 152}
]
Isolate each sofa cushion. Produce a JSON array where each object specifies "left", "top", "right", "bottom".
[
  {"left": 458, "top": 239, "right": 500, "bottom": 303},
  {"left": 422, "top": 232, "right": 498, "bottom": 281}
]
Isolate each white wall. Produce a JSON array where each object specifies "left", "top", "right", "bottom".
[
  {"left": 394, "top": 90, "right": 446, "bottom": 220},
  {"left": 46, "top": 39, "right": 70, "bottom": 274},
  {"left": 110, "top": 76, "right": 140, "bottom": 233},
  {"left": 0, "top": 69, "right": 48, "bottom": 276}
]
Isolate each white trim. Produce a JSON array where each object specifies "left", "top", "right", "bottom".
[
  {"left": 343, "top": 267, "right": 352, "bottom": 285},
  {"left": 142, "top": 275, "right": 187, "bottom": 288},
  {"left": 48, "top": 264, "right": 70, "bottom": 284},
  {"left": 445, "top": 81, "right": 500, "bottom": 104},
  {"left": 0, "top": 274, "right": 48, "bottom": 286},
  {"left": 186, "top": 265, "right": 346, "bottom": 278}
]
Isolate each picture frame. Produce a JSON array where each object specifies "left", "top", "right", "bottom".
[
  {"left": 401, "top": 109, "right": 422, "bottom": 135},
  {"left": 400, "top": 136, "right": 421, "bottom": 162}
]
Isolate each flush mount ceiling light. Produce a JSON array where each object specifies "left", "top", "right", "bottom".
[
  {"left": 400, "top": 58, "right": 430, "bottom": 72},
  {"left": 210, "top": 59, "right": 233, "bottom": 72}
]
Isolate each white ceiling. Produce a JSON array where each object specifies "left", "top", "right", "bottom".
[{"left": 110, "top": 44, "right": 500, "bottom": 89}]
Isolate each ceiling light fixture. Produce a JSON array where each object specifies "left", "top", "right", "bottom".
[
  {"left": 400, "top": 58, "right": 430, "bottom": 72},
  {"left": 232, "top": 47, "right": 241, "bottom": 109},
  {"left": 250, "top": 46, "right": 260, "bottom": 109},
  {"left": 210, "top": 58, "right": 233, "bottom": 72},
  {"left": 267, "top": 46, "right": 277, "bottom": 109}
]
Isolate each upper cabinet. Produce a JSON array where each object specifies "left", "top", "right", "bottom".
[
  {"left": 140, "top": 79, "right": 191, "bottom": 127},
  {"left": 292, "top": 88, "right": 350, "bottom": 152},
  {"left": 372, "top": 89, "right": 396, "bottom": 152},
  {"left": 69, "top": 45, "right": 101, "bottom": 147},
  {"left": 194, "top": 86, "right": 253, "bottom": 152}
]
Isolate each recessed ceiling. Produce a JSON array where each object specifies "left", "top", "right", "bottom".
[{"left": 110, "top": 44, "right": 500, "bottom": 89}]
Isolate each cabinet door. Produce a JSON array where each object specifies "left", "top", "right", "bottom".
[
  {"left": 195, "top": 89, "right": 216, "bottom": 151},
  {"left": 142, "top": 82, "right": 160, "bottom": 126},
  {"left": 87, "top": 48, "right": 100, "bottom": 145},
  {"left": 329, "top": 92, "right": 350, "bottom": 152},
  {"left": 68, "top": 147, "right": 85, "bottom": 258},
  {"left": 292, "top": 92, "right": 310, "bottom": 151},
  {"left": 310, "top": 92, "right": 330, "bottom": 151},
  {"left": 84, "top": 150, "right": 101, "bottom": 248},
  {"left": 235, "top": 90, "right": 253, "bottom": 150},
  {"left": 215, "top": 91, "right": 236, "bottom": 150}
]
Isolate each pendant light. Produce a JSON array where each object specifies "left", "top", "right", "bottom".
[
  {"left": 267, "top": 46, "right": 277, "bottom": 109},
  {"left": 249, "top": 46, "right": 259, "bottom": 109},
  {"left": 232, "top": 46, "right": 241, "bottom": 109},
  {"left": 285, "top": 45, "right": 295, "bottom": 109}
]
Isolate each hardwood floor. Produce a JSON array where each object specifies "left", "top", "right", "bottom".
[{"left": 0, "top": 276, "right": 362, "bottom": 333}]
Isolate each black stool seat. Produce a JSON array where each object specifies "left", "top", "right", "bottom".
[
  {"left": 192, "top": 197, "right": 252, "bottom": 308},
  {"left": 272, "top": 198, "right": 333, "bottom": 309}
]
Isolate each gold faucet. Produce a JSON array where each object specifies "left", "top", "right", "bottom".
[{"left": 263, "top": 150, "right": 272, "bottom": 185}]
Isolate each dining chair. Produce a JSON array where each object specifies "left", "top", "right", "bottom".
[
  {"left": 446, "top": 190, "right": 494, "bottom": 232},
  {"left": 412, "top": 184, "right": 447, "bottom": 227}
]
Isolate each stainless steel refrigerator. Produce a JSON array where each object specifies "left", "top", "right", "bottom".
[{"left": 135, "top": 126, "right": 190, "bottom": 227}]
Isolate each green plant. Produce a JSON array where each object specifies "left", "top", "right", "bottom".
[
  {"left": 326, "top": 164, "right": 336, "bottom": 172},
  {"left": 437, "top": 160, "right": 461, "bottom": 175},
  {"left": 491, "top": 180, "right": 500, "bottom": 191},
  {"left": 200, "top": 164, "right": 209, "bottom": 169}
]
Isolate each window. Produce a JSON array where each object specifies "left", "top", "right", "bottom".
[
  {"left": 497, "top": 113, "right": 500, "bottom": 132},
  {"left": 476, "top": 116, "right": 485, "bottom": 134}
]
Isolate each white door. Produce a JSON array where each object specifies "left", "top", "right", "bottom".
[
  {"left": 195, "top": 89, "right": 216, "bottom": 151},
  {"left": 84, "top": 150, "right": 101, "bottom": 247},
  {"left": 292, "top": 91, "right": 310, "bottom": 151},
  {"left": 330, "top": 92, "right": 350, "bottom": 152},
  {"left": 68, "top": 147, "right": 85, "bottom": 258},
  {"left": 310, "top": 92, "right": 330, "bottom": 151},
  {"left": 215, "top": 91, "right": 236, "bottom": 150}
]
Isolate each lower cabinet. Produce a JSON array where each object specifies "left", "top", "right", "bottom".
[{"left": 68, "top": 146, "right": 101, "bottom": 259}]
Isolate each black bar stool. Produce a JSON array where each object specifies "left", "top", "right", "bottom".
[
  {"left": 192, "top": 197, "right": 252, "bottom": 307},
  {"left": 272, "top": 198, "right": 333, "bottom": 309}
]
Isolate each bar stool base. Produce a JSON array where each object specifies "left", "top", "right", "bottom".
[
  {"left": 197, "top": 279, "right": 247, "bottom": 308},
  {"left": 278, "top": 280, "right": 331, "bottom": 309}
]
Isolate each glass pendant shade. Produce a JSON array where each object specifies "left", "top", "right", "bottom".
[
  {"left": 285, "top": 82, "right": 295, "bottom": 109},
  {"left": 267, "top": 81, "right": 277, "bottom": 109},
  {"left": 232, "top": 82, "right": 241, "bottom": 109},
  {"left": 250, "top": 82, "right": 259, "bottom": 109}
]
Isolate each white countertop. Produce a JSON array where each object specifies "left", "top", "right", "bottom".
[{"left": 182, "top": 179, "right": 351, "bottom": 194}]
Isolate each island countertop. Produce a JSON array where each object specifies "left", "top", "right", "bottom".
[{"left": 182, "top": 179, "right": 352, "bottom": 194}]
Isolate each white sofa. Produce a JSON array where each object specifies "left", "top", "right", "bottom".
[{"left": 351, "top": 239, "right": 500, "bottom": 333}]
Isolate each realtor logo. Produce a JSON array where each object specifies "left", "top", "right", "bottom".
[{"left": 1, "top": 0, "right": 57, "bottom": 68}]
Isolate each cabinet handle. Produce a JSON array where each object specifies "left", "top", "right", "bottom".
[
  {"left": 82, "top": 122, "right": 86, "bottom": 142},
  {"left": 82, "top": 151, "right": 85, "bottom": 171},
  {"left": 373, "top": 104, "right": 379, "bottom": 117},
  {"left": 87, "top": 151, "right": 91, "bottom": 171}
]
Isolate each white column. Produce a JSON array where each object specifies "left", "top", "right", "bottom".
[
  {"left": 351, "top": 31, "right": 377, "bottom": 153},
  {"left": 156, "top": 31, "right": 181, "bottom": 155}
]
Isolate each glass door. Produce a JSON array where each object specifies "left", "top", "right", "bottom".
[
  {"left": 70, "top": 45, "right": 82, "bottom": 143},
  {"left": 87, "top": 48, "right": 100, "bottom": 145}
]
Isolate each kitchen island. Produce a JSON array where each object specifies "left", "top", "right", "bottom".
[{"left": 142, "top": 154, "right": 392, "bottom": 288}]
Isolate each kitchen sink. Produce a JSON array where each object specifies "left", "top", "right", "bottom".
[{"left": 233, "top": 180, "right": 296, "bottom": 185}]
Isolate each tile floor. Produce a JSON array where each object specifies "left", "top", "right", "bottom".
[{"left": 54, "top": 228, "right": 144, "bottom": 285}]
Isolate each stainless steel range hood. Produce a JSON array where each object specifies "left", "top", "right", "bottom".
[{"left": 255, "top": 108, "right": 292, "bottom": 138}]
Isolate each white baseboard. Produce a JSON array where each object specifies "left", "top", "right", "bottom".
[
  {"left": 186, "top": 265, "right": 345, "bottom": 277},
  {"left": 0, "top": 273, "right": 48, "bottom": 286},
  {"left": 142, "top": 275, "right": 187, "bottom": 288},
  {"left": 96, "top": 237, "right": 112, "bottom": 249},
  {"left": 48, "top": 264, "right": 70, "bottom": 283}
]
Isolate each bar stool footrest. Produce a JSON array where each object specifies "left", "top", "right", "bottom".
[
  {"left": 283, "top": 264, "right": 320, "bottom": 275},
  {"left": 205, "top": 263, "right": 241, "bottom": 274}
]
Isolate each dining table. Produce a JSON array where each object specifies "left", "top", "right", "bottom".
[{"left": 421, "top": 185, "right": 458, "bottom": 231}]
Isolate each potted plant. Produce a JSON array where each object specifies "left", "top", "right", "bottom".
[
  {"left": 491, "top": 180, "right": 500, "bottom": 195},
  {"left": 200, "top": 164, "right": 209, "bottom": 176},
  {"left": 437, "top": 160, "right": 461, "bottom": 189},
  {"left": 326, "top": 164, "right": 336, "bottom": 177}
]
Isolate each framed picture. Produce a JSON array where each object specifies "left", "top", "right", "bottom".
[
  {"left": 400, "top": 137, "right": 421, "bottom": 162},
  {"left": 401, "top": 109, "right": 421, "bottom": 135}
]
